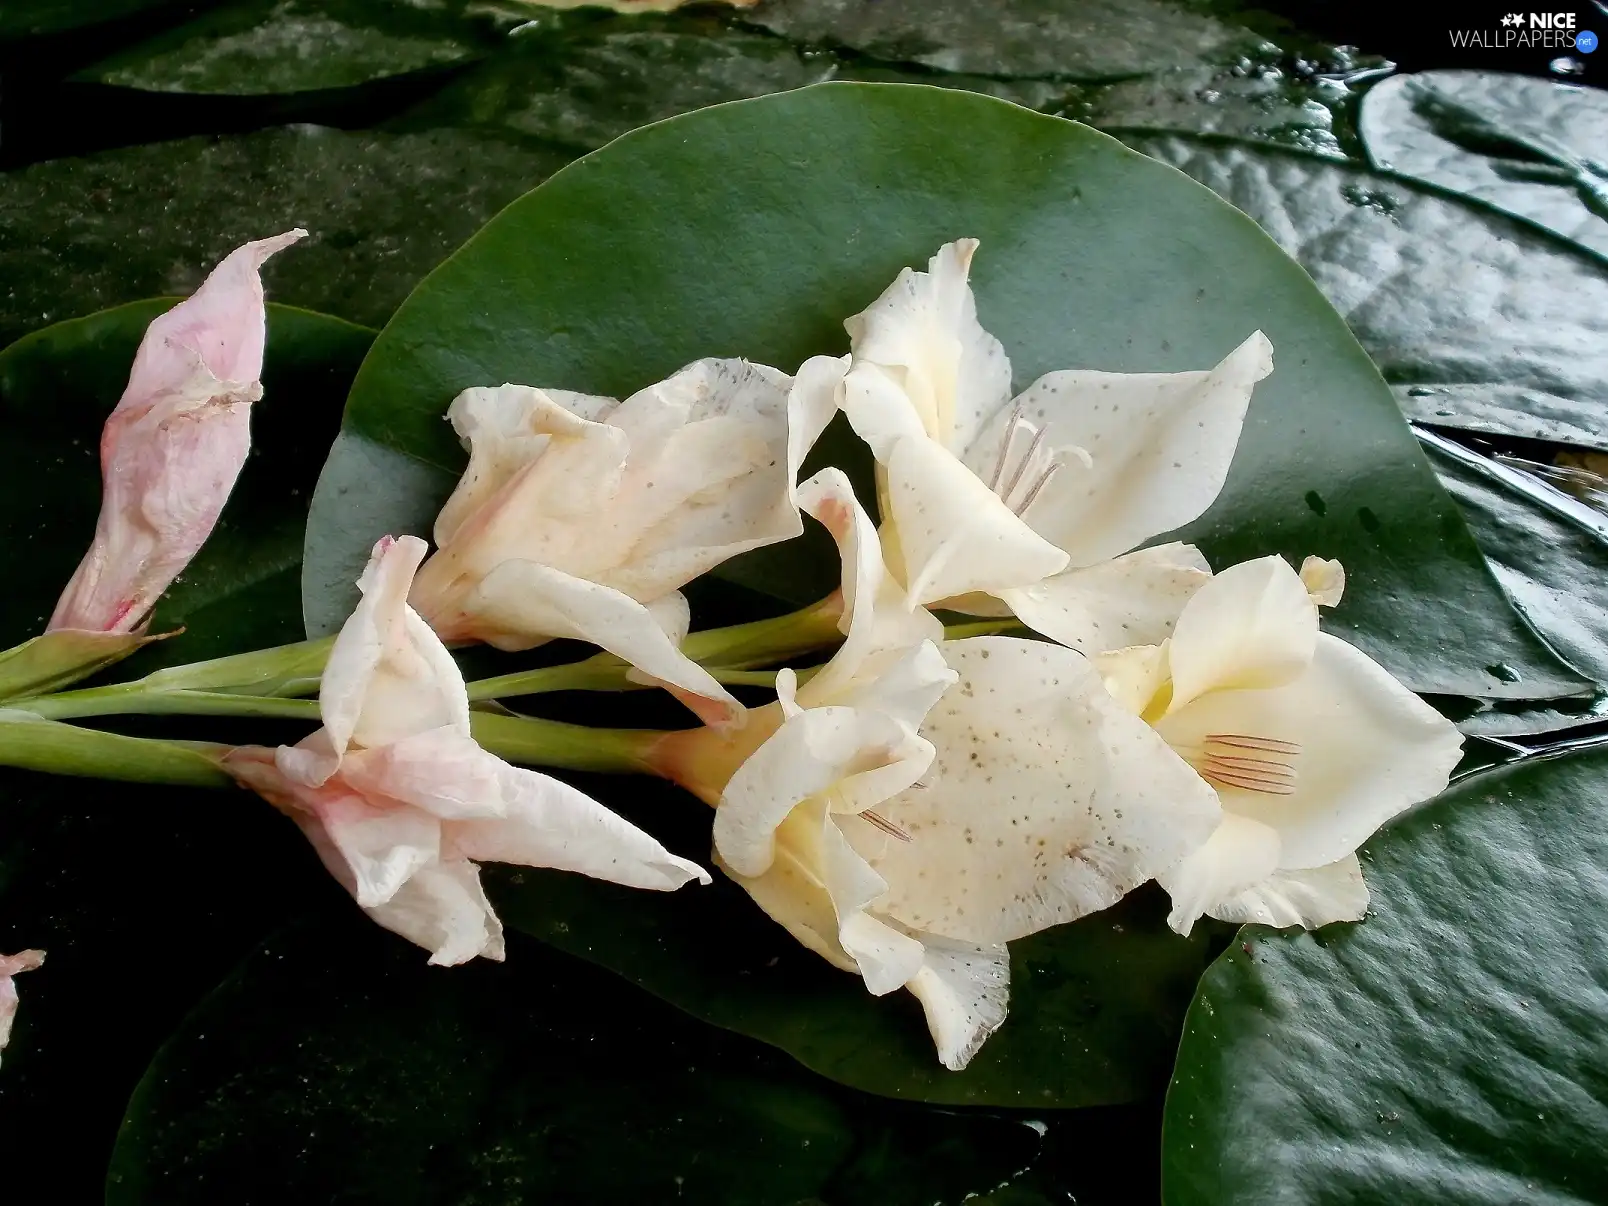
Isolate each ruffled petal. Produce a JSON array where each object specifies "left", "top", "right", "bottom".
[
  {"left": 869, "top": 637, "right": 1222, "bottom": 945},
  {"left": 364, "top": 858, "right": 505, "bottom": 966},
  {"left": 322, "top": 535, "right": 471, "bottom": 759},
  {"left": 792, "top": 466, "right": 943, "bottom": 705},
  {"left": 446, "top": 759, "right": 710, "bottom": 891},
  {"left": 294, "top": 781, "right": 442, "bottom": 909},
  {"left": 1158, "top": 812, "right": 1284, "bottom": 936},
  {"left": 905, "top": 935, "right": 1010, "bottom": 1072},
  {"left": 461, "top": 558, "right": 742, "bottom": 727},
  {"left": 1159, "top": 633, "right": 1463, "bottom": 870},
  {"left": 1208, "top": 854, "right": 1370, "bottom": 929},
  {"left": 0, "top": 949, "right": 44, "bottom": 1068},
  {"left": 714, "top": 806, "right": 860, "bottom": 975},
  {"left": 997, "top": 542, "right": 1211, "bottom": 655},
  {"left": 433, "top": 383, "right": 617, "bottom": 549},
  {"left": 1164, "top": 555, "right": 1317, "bottom": 712},
  {"left": 713, "top": 705, "right": 932, "bottom": 877},
  {"left": 842, "top": 238, "right": 1013, "bottom": 454},
  {"left": 339, "top": 726, "right": 506, "bottom": 821},
  {"left": 880, "top": 432, "right": 1069, "bottom": 607},
  {"left": 999, "top": 331, "right": 1272, "bottom": 566}
]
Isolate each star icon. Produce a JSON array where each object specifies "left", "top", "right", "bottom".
[{"left": 1502, "top": 11, "right": 1526, "bottom": 25}]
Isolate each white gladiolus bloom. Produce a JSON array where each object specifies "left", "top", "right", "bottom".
[
  {"left": 410, "top": 355, "right": 846, "bottom": 726},
  {"left": 660, "top": 468, "right": 1220, "bottom": 1070},
  {"left": 840, "top": 238, "right": 1273, "bottom": 654},
  {"left": 1095, "top": 555, "right": 1464, "bottom": 935}
]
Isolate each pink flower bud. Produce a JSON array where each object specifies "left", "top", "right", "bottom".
[{"left": 48, "top": 230, "right": 308, "bottom": 634}]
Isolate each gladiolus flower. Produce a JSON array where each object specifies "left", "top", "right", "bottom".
[
  {"left": 653, "top": 469, "right": 1220, "bottom": 1069},
  {"left": 1094, "top": 555, "right": 1464, "bottom": 934},
  {"left": 227, "top": 534, "right": 708, "bottom": 966},
  {"left": 0, "top": 949, "right": 44, "bottom": 1069},
  {"left": 409, "top": 356, "right": 845, "bottom": 726},
  {"left": 48, "top": 231, "right": 308, "bottom": 634},
  {"left": 840, "top": 238, "right": 1273, "bottom": 654}
]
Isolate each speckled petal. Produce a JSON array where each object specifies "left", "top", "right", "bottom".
[
  {"left": 905, "top": 935, "right": 1010, "bottom": 1072},
  {"left": 999, "top": 331, "right": 1271, "bottom": 567},
  {"left": 1208, "top": 853, "right": 1370, "bottom": 928},
  {"left": 869, "top": 636, "right": 1222, "bottom": 945},
  {"left": 997, "top": 542, "right": 1211, "bottom": 655}
]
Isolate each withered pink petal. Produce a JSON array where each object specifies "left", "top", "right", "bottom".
[
  {"left": 0, "top": 949, "right": 44, "bottom": 1067},
  {"left": 48, "top": 230, "right": 307, "bottom": 634}
]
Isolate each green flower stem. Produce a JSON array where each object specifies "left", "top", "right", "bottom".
[
  {"left": 464, "top": 597, "right": 845, "bottom": 701},
  {"left": 469, "top": 712, "right": 663, "bottom": 775},
  {"left": 19, "top": 688, "right": 321, "bottom": 723},
  {"left": 0, "top": 710, "right": 233, "bottom": 788},
  {"left": 940, "top": 619, "right": 1026, "bottom": 641},
  {"left": 130, "top": 636, "right": 334, "bottom": 696}
]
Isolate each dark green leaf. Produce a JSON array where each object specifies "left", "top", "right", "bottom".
[
  {"left": 73, "top": 0, "right": 496, "bottom": 96},
  {"left": 0, "top": 768, "right": 333, "bottom": 1202},
  {"left": 1422, "top": 433, "right": 1608, "bottom": 736},
  {"left": 106, "top": 916, "right": 1043, "bottom": 1204},
  {"left": 395, "top": 16, "right": 834, "bottom": 152},
  {"left": 0, "top": 299, "right": 373, "bottom": 668},
  {"left": 1119, "top": 132, "right": 1608, "bottom": 454},
  {"left": 746, "top": 0, "right": 1262, "bottom": 80},
  {"left": 487, "top": 768, "right": 1227, "bottom": 1107},
  {"left": 0, "top": 0, "right": 182, "bottom": 42},
  {"left": 1359, "top": 70, "right": 1608, "bottom": 263},
  {"left": 1161, "top": 744, "right": 1608, "bottom": 1206},
  {"left": 308, "top": 83, "right": 1581, "bottom": 702},
  {"left": 0, "top": 125, "right": 573, "bottom": 348}
]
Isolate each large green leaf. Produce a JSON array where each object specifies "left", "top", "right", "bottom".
[
  {"left": 746, "top": 0, "right": 1261, "bottom": 80},
  {"left": 484, "top": 769, "right": 1227, "bottom": 1108},
  {"left": 0, "top": 768, "right": 334, "bottom": 1202},
  {"left": 1422, "top": 432, "right": 1608, "bottom": 737},
  {"left": 307, "top": 82, "right": 1580, "bottom": 703},
  {"left": 1359, "top": 70, "right": 1608, "bottom": 263},
  {"left": 1161, "top": 744, "right": 1608, "bottom": 1206},
  {"left": 0, "top": 125, "right": 571, "bottom": 348},
  {"left": 1118, "top": 131, "right": 1608, "bottom": 454},
  {"left": 0, "top": 0, "right": 186, "bottom": 42},
  {"left": 106, "top": 916, "right": 1045, "bottom": 1204},
  {"left": 0, "top": 299, "right": 373, "bottom": 668},
  {"left": 73, "top": 0, "right": 498, "bottom": 96}
]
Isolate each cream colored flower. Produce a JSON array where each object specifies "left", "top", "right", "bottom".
[
  {"left": 841, "top": 238, "right": 1273, "bottom": 654},
  {"left": 228, "top": 534, "right": 708, "bottom": 966},
  {"left": 1095, "top": 555, "right": 1463, "bottom": 934},
  {"left": 409, "top": 356, "right": 844, "bottom": 726},
  {"left": 657, "top": 469, "right": 1219, "bottom": 1069}
]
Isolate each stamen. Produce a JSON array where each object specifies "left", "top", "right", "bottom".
[
  {"left": 997, "top": 419, "right": 1050, "bottom": 505},
  {"left": 861, "top": 809, "right": 913, "bottom": 842},
  {"left": 986, "top": 402, "right": 1028, "bottom": 493},
  {"left": 1012, "top": 460, "right": 1062, "bottom": 517},
  {"left": 1187, "top": 734, "right": 1302, "bottom": 797}
]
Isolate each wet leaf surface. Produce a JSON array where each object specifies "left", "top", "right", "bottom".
[
  {"left": 1360, "top": 69, "right": 1608, "bottom": 262},
  {"left": 1163, "top": 744, "right": 1608, "bottom": 1205},
  {"left": 1121, "top": 132, "right": 1608, "bottom": 452}
]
